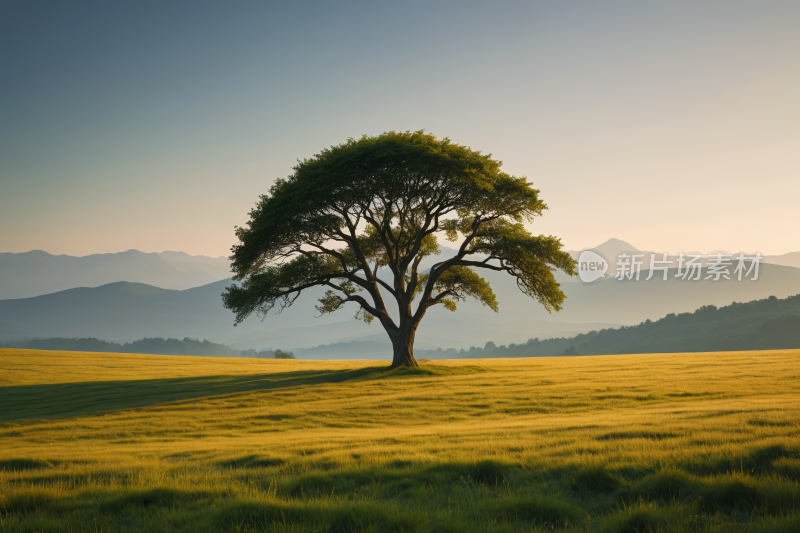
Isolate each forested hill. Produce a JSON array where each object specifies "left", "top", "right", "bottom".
[
  {"left": 461, "top": 294, "right": 800, "bottom": 358},
  {"left": 0, "top": 337, "right": 242, "bottom": 357}
]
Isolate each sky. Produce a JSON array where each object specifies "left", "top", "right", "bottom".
[{"left": 1, "top": 1, "right": 798, "bottom": 258}]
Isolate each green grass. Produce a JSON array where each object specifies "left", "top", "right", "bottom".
[{"left": 1, "top": 348, "right": 799, "bottom": 532}]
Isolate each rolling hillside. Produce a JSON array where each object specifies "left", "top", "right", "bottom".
[{"left": 463, "top": 293, "right": 800, "bottom": 357}]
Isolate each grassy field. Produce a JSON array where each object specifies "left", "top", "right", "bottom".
[{"left": 1, "top": 349, "right": 799, "bottom": 532}]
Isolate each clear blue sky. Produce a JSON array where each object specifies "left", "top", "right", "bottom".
[{"left": 1, "top": 1, "right": 798, "bottom": 257}]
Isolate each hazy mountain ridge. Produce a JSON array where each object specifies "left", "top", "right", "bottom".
[
  {"left": 1, "top": 239, "right": 794, "bottom": 301},
  {"left": 2, "top": 239, "right": 799, "bottom": 354},
  {"left": 765, "top": 251, "right": 800, "bottom": 269},
  {"left": 0, "top": 249, "right": 232, "bottom": 299},
  {"left": 0, "top": 278, "right": 617, "bottom": 351},
  {"left": 157, "top": 251, "right": 229, "bottom": 265},
  {"left": 2, "top": 263, "right": 800, "bottom": 353},
  {"left": 6, "top": 292, "right": 798, "bottom": 360}
]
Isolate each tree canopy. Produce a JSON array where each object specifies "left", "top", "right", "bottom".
[{"left": 223, "top": 131, "right": 576, "bottom": 367}]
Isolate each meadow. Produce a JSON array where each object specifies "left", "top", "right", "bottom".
[{"left": 1, "top": 348, "right": 799, "bottom": 532}]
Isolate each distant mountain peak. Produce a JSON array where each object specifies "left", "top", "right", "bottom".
[
  {"left": 594, "top": 238, "right": 640, "bottom": 252},
  {"left": 120, "top": 249, "right": 153, "bottom": 255},
  {"left": 568, "top": 238, "right": 642, "bottom": 262}
]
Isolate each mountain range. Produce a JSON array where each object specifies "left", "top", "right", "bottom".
[
  {"left": 3, "top": 239, "right": 796, "bottom": 302},
  {"left": 2, "top": 239, "right": 800, "bottom": 355},
  {"left": 0, "top": 249, "right": 231, "bottom": 299}
]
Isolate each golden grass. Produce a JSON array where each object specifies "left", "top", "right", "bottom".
[{"left": 1, "top": 348, "right": 799, "bottom": 532}]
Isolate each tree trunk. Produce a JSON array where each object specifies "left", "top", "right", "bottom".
[{"left": 389, "top": 322, "right": 419, "bottom": 368}]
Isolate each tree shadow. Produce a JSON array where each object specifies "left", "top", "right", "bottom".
[
  {"left": 0, "top": 366, "right": 388, "bottom": 422},
  {"left": 0, "top": 364, "right": 486, "bottom": 422}
]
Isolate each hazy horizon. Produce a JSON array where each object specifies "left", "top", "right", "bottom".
[
  {"left": 2, "top": 1, "right": 798, "bottom": 257},
  {"left": 3, "top": 237, "right": 798, "bottom": 260},
  {"left": 0, "top": 248, "right": 229, "bottom": 260}
]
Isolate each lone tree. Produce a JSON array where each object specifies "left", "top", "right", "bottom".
[{"left": 223, "top": 131, "right": 576, "bottom": 367}]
